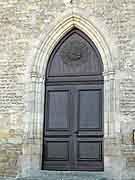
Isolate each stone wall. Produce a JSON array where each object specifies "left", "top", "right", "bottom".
[{"left": 0, "top": 0, "right": 135, "bottom": 179}]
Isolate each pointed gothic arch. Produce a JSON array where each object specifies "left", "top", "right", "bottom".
[
  {"left": 22, "top": 15, "right": 118, "bottom": 175},
  {"left": 31, "top": 15, "right": 113, "bottom": 78}
]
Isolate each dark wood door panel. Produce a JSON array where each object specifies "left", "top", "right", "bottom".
[
  {"left": 45, "top": 85, "right": 74, "bottom": 137},
  {"left": 76, "top": 137, "right": 103, "bottom": 160},
  {"left": 43, "top": 137, "right": 73, "bottom": 170},
  {"left": 72, "top": 85, "right": 103, "bottom": 170},
  {"left": 45, "top": 141, "right": 69, "bottom": 161},
  {"left": 77, "top": 142, "right": 102, "bottom": 160},
  {"left": 43, "top": 84, "right": 104, "bottom": 171},
  {"left": 47, "top": 91, "right": 69, "bottom": 129},
  {"left": 73, "top": 84, "right": 103, "bottom": 135},
  {"left": 78, "top": 89, "right": 102, "bottom": 129},
  {"left": 43, "top": 85, "right": 74, "bottom": 170},
  {"left": 45, "top": 89, "right": 71, "bottom": 130}
]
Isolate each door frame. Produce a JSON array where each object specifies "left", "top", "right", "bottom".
[{"left": 22, "top": 15, "right": 120, "bottom": 177}]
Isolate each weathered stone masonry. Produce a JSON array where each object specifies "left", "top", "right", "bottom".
[{"left": 0, "top": 0, "right": 135, "bottom": 179}]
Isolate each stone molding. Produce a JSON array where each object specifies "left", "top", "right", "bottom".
[{"left": 31, "top": 15, "right": 113, "bottom": 79}]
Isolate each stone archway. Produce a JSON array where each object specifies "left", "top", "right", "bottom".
[{"left": 21, "top": 15, "right": 119, "bottom": 177}]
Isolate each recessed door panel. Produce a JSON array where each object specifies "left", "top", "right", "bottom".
[
  {"left": 47, "top": 90, "right": 69, "bottom": 129},
  {"left": 78, "top": 141, "right": 102, "bottom": 161},
  {"left": 79, "top": 90, "right": 101, "bottom": 129},
  {"left": 45, "top": 141, "right": 69, "bottom": 161}
]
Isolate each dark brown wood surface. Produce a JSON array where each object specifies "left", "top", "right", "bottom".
[{"left": 42, "top": 28, "right": 104, "bottom": 171}]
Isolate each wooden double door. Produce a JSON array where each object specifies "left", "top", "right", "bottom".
[{"left": 42, "top": 83, "right": 104, "bottom": 171}]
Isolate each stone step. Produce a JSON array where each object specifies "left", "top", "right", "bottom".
[
  {"left": 16, "top": 170, "right": 114, "bottom": 180},
  {"left": 0, "top": 178, "right": 15, "bottom": 180}
]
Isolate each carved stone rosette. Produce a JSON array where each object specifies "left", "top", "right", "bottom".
[{"left": 60, "top": 37, "right": 89, "bottom": 65}]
